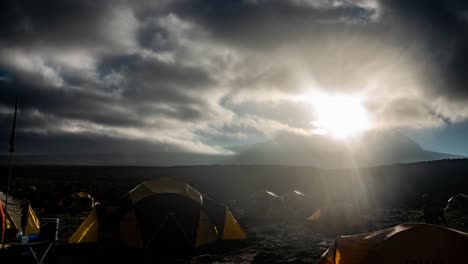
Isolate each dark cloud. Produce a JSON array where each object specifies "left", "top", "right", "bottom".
[
  {"left": 1, "top": 0, "right": 468, "bottom": 156},
  {"left": 99, "top": 54, "right": 214, "bottom": 103},
  {"left": 0, "top": 0, "right": 122, "bottom": 48},
  {"left": 0, "top": 120, "right": 181, "bottom": 154},
  {"left": 0, "top": 80, "right": 141, "bottom": 128},
  {"left": 380, "top": 0, "right": 468, "bottom": 98},
  {"left": 168, "top": 0, "right": 378, "bottom": 49}
]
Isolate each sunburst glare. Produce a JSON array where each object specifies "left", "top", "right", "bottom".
[{"left": 310, "top": 93, "right": 371, "bottom": 139}]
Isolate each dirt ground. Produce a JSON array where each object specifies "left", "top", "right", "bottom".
[
  {"left": 47, "top": 208, "right": 467, "bottom": 264},
  {"left": 1, "top": 164, "right": 467, "bottom": 263},
  {"left": 189, "top": 209, "right": 468, "bottom": 264}
]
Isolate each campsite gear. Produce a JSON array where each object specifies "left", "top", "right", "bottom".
[
  {"left": 317, "top": 223, "right": 468, "bottom": 264},
  {"left": 3, "top": 97, "right": 18, "bottom": 245},
  {"left": 67, "top": 206, "right": 99, "bottom": 244},
  {"left": 445, "top": 193, "right": 468, "bottom": 212},
  {"left": 5, "top": 241, "right": 54, "bottom": 264},
  {"left": 0, "top": 199, "right": 4, "bottom": 242},
  {"left": 0, "top": 192, "right": 40, "bottom": 238},
  {"left": 70, "top": 192, "right": 95, "bottom": 210},
  {"left": 21, "top": 235, "right": 28, "bottom": 245},
  {"left": 281, "top": 190, "right": 314, "bottom": 219},
  {"left": 27, "top": 233, "right": 39, "bottom": 242},
  {"left": 245, "top": 190, "right": 286, "bottom": 222},
  {"left": 60, "top": 192, "right": 95, "bottom": 212},
  {"left": 117, "top": 178, "right": 246, "bottom": 254},
  {"left": 201, "top": 196, "right": 247, "bottom": 241},
  {"left": 39, "top": 218, "right": 59, "bottom": 242}
]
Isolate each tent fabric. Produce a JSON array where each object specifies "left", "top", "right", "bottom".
[
  {"left": 0, "top": 192, "right": 27, "bottom": 230},
  {"left": 120, "top": 178, "right": 246, "bottom": 252},
  {"left": 134, "top": 193, "right": 208, "bottom": 252},
  {"left": 24, "top": 205, "right": 40, "bottom": 235},
  {"left": 195, "top": 210, "right": 218, "bottom": 248},
  {"left": 68, "top": 206, "right": 100, "bottom": 244},
  {"left": 0, "top": 192, "right": 40, "bottom": 235},
  {"left": 281, "top": 190, "right": 315, "bottom": 219},
  {"left": 64, "top": 192, "right": 95, "bottom": 212},
  {"left": 317, "top": 223, "right": 468, "bottom": 264},
  {"left": 119, "top": 209, "right": 142, "bottom": 248},
  {"left": 127, "top": 179, "right": 202, "bottom": 205},
  {"left": 202, "top": 196, "right": 247, "bottom": 240},
  {"left": 245, "top": 190, "right": 286, "bottom": 221},
  {"left": 281, "top": 190, "right": 306, "bottom": 200},
  {"left": 0, "top": 201, "right": 4, "bottom": 241},
  {"left": 445, "top": 193, "right": 468, "bottom": 211},
  {"left": 71, "top": 192, "right": 94, "bottom": 200},
  {"left": 222, "top": 210, "right": 247, "bottom": 240}
]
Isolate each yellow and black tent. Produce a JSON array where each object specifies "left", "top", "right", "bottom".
[
  {"left": 201, "top": 195, "right": 248, "bottom": 241},
  {"left": 119, "top": 178, "right": 246, "bottom": 254},
  {"left": 60, "top": 192, "right": 95, "bottom": 212},
  {"left": 445, "top": 193, "right": 468, "bottom": 212},
  {"left": 67, "top": 204, "right": 100, "bottom": 244},
  {"left": 245, "top": 190, "right": 286, "bottom": 221},
  {"left": 317, "top": 223, "right": 468, "bottom": 264},
  {"left": 0, "top": 192, "right": 40, "bottom": 237},
  {"left": 281, "top": 190, "right": 314, "bottom": 219}
]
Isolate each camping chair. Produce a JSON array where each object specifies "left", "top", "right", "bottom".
[{"left": 7, "top": 218, "right": 60, "bottom": 264}]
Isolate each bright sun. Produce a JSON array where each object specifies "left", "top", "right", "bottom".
[{"left": 311, "top": 94, "right": 370, "bottom": 139}]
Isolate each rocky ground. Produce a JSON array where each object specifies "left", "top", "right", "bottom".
[
  {"left": 10, "top": 206, "right": 468, "bottom": 264},
  {"left": 2, "top": 164, "right": 467, "bottom": 263},
  {"left": 189, "top": 208, "right": 467, "bottom": 264}
]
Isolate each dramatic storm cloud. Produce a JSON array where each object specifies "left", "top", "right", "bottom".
[{"left": 1, "top": 0, "right": 468, "bottom": 155}]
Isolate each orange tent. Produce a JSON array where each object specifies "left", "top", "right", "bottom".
[{"left": 317, "top": 223, "right": 468, "bottom": 264}]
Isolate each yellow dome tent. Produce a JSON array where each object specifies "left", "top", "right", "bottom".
[
  {"left": 317, "top": 223, "right": 468, "bottom": 264},
  {"left": 119, "top": 178, "right": 246, "bottom": 253},
  {"left": 67, "top": 205, "right": 100, "bottom": 244},
  {"left": 245, "top": 190, "right": 286, "bottom": 221},
  {"left": 0, "top": 192, "right": 40, "bottom": 237},
  {"left": 445, "top": 193, "right": 468, "bottom": 212},
  {"left": 60, "top": 192, "right": 95, "bottom": 212},
  {"left": 281, "top": 190, "right": 315, "bottom": 219}
]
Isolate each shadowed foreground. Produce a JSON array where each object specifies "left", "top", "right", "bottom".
[{"left": 0, "top": 161, "right": 467, "bottom": 263}]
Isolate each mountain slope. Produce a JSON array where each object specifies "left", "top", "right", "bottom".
[
  {"left": 228, "top": 131, "right": 462, "bottom": 168},
  {"left": 1, "top": 131, "right": 462, "bottom": 167}
]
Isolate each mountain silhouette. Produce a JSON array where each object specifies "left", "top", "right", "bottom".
[
  {"left": 228, "top": 131, "right": 462, "bottom": 168},
  {"left": 1, "top": 131, "right": 462, "bottom": 167}
]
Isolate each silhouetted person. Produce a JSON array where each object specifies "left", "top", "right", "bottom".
[{"left": 420, "top": 194, "right": 447, "bottom": 226}]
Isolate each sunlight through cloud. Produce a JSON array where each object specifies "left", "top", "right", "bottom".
[{"left": 310, "top": 93, "right": 371, "bottom": 138}]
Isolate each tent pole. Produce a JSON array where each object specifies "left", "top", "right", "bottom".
[
  {"left": 2, "top": 97, "right": 17, "bottom": 248},
  {"left": 5, "top": 151, "right": 13, "bottom": 217},
  {"left": 1, "top": 152, "right": 13, "bottom": 248}
]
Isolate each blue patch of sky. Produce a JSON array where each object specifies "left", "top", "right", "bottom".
[
  {"left": 402, "top": 121, "right": 468, "bottom": 157},
  {"left": 0, "top": 68, "right": 12, "bottom": 82}
]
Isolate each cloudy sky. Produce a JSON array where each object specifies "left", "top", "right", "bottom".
[{"left": 1, "top": 0, "right": 468, "bottom": 157}]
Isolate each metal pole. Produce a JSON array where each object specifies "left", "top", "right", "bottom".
[
  {"left": 1, "top": 153, "right": 13, "bottom": 249},
  {"left": 5, "top": 152, "right": 13, "bottom": 224},
  {"left": 2, "top": 97, "right": 17, "bottom": 248}
]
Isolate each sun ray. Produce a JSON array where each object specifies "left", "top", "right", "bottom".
[{"left": 310, "top": 93, "right": 371, "bottom": 138}]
